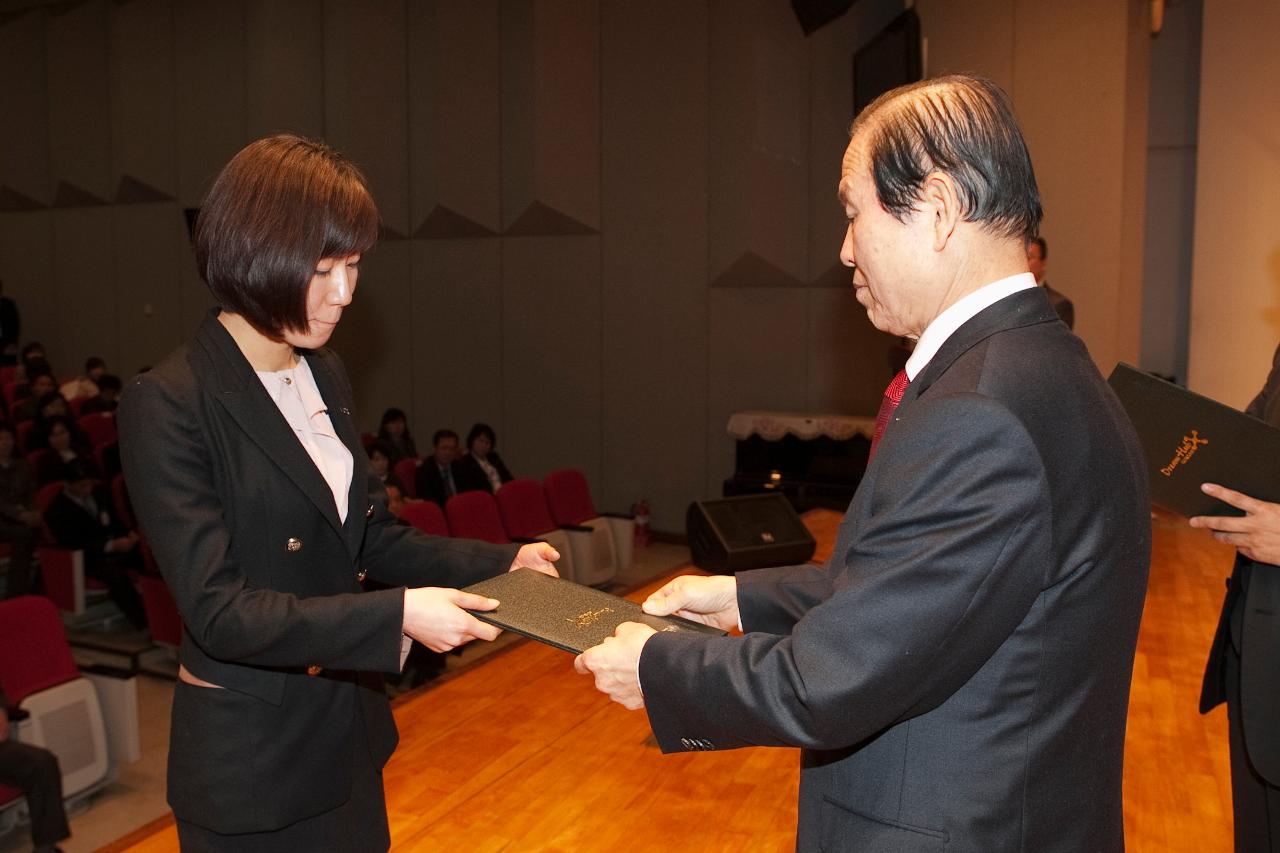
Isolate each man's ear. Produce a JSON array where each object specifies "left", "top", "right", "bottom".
[{"left": 921, "top": 171, "right": 961, "bottom": 252}]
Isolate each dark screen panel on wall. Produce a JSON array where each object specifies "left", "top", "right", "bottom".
[{"left": 853, "top": 8, "right": 922, "bottom": 116}]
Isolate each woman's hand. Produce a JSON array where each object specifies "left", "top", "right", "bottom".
[
  {"left": 510, "top": 542, "right": 560, "bottom": 577},
  {"left": 1190, "top": 483, "right": 1280, "bottom": 565},
  {"left": 402, "top": 587, "right": 503, "bottom": 652}
]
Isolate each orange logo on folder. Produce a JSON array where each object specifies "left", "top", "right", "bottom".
[{"left": 1160, "top": 430, "right": 1208, "bottom": 477}]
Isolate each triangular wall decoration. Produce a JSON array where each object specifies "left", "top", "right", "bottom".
[
  {"left": 0, "top": 185, "right": 48, "bottom": 212},
  {"left": 710, "top": 251, "right": 806, "bottom": 289},
  {"left": 503, "top": 201, "right": 598, "bottom": 237},
  {"left": 414, "top": 205, "right": 498, "bottom": 239},
  {"left": 53, "top": 181, "right": 108, "bottom": 208},
  {"left": 115, "top": 174, "right": 174, "bottom": 204},
  {"left": 379, "top": 222, "right": 408, "bottom": 241},
  {"left": 810, "top": 263, "right": 854, "bottom": 289}
]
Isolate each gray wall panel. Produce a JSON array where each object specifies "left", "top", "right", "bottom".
[
  {"left": 51, "top": 208, "right": 115, "bottom": 372},
  {"left": 47, "top": 0, "right": 112, "bottom": 202},
  {"left": 408, "top": 0, "right": 502, "bottom": 232},
  {"left": 109, "top": 0, "right": 176, "bottom": 199},
  {"left": 601, "top": 0, "right": 709, "bottom": 528},
  {"left": 501, "top": 236, "right": 602, "bottom": 487},
  {"left": 246, "top": 0, "right": 325, "bottom": 141},
  {"left": 706, "top": 288, "right": 808, "bottom": 497},
  {"left": 409, "top": 239, "right": 504, "bottom": 438},
  {"left": 112, "top": 203, "right": 185, "bottom": 377},
  {"left": 175, "top": 0, "right": 247, "bottom": 206},
  {"left": 0, "top": 10, "right": 50, "bottom": 204},
  {"left": 708, "top": 0, "right": 808, "bottom": 286},
  {"left": 323, "top": 0, "right": 409, "bottom": 235},
  {"left": 0, "top": 212, "right": 53, "bottom": 353}
]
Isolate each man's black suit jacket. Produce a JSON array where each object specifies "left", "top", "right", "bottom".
[
  {"left": 453, "top": 451, "right": 513, "bottom": 495},
  {"left": 638, "top": 289, "right": 1151, "bottom": 852},
  {"left": 415, "top": 458, "right": 460, "bottom": 506},
  {"left": 1201, "top": 342, "right": 1280, "bottom": 783},
  {"left": 117, "top": 310, "right": 518, "bottom": 834},
  {"left": 43, "top": 486, "right": 127, "bottom": 555}
]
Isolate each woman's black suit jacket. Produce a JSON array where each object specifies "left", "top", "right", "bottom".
[
  {"left": 118, "top": 311, "right": 518, "bottom": 834},
  {"left": 1202, "top": 341, "right": 1280, "bottom": 784}
]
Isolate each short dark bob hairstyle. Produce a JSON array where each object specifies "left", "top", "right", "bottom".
[
  {"left": 466, "top": 422, "right": 497, "bottom": 451},
  {"left": 850, "top": 74, "right": 1042, "bottom": 244},
  {"left": 195, "top": 134, "right": 379, "bottom": 337}
]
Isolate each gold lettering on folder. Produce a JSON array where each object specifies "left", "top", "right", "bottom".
[
  {"left": 1160, "top": 429, "right": 1209, "bottom": 477},
  {"left": 568, "top": 607, "right": 615, "bottom": 629}
]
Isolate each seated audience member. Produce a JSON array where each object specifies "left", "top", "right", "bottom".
[
  {"left": 32, "top": 392, "right": 70, "bottom": 430},
  {"left": 455, "top": 422, "right": 513, "bottom": 495},
  {"left": 59, "top": 356, "right": 106, "bottom": 401},
  {"left": 32, "top": 415, "right": 94, "bottom": 487},
  {"left": 0, "top": 422, "right": 40, "bottom": 598},
  {"left": 78, "top": 374, "right": 122, "bottom": 415},
  {"left": 18, "top": 343, "right": 46, "bottom": 380},
  {"left": 367, "top": 440, "right": 405, "bottom": 492},
  {"left": 43, "top": 459, "right": 146, "bottom": 629},
  {"left": 415, "top": 429, "right": 462, "bottom": 506},
  {"left": 10, "top": 370, "right": 56, "bottom": 424},
  {"left": 1027, "top": 236, "right": 1074, "bottom": 330},
  {"left": 0, "top": 686, "right": 70, "bottom": 853},
  {"left": 377, "top": 406, "right": 418, "bottom": 464},
  {"left": 384, "top": 482, "right": 407, "bottom": 519}
]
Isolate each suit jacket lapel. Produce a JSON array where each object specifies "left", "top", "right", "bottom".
[
  {"left": 900, "top": 287, "right": 1060, "bottom": 409},
  {"left": 192, "top": 311, "right": 346, "bottom": 539},
  {"left": 304, "top": 349, "right": 370, "bottom": 557}
]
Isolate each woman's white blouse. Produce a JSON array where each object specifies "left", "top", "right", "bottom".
[{"left": 255, "top": 357, "right": 354, "bottom": 523}]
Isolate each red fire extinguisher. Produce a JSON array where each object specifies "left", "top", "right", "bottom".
[{"left": 632, "top": 499, "right": 651, "bottom": 549}]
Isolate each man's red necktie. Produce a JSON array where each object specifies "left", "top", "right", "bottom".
[{"left": 869, "top": 369, "right": 910, "bottom": 462}]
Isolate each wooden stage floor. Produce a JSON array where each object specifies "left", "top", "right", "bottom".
[{"left": 106, "top": 508, "right": 1234, "bottom": 852}]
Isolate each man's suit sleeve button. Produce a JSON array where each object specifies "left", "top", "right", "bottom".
[{"left": 680, "top": 738, "right": 694, "bottom": 750}]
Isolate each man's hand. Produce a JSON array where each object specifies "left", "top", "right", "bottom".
[
  {"left": 402, "top": 587, "right": 503, "bottom": 652},
  {"left": 642, "top": 574, "right": 740, "bottom": 631},
  {"left": 510, "top": 542, "right": 560, "bottom": 577},
  {"left": 574, "top": 622, "right": 657, "bottom": 710},
  {"left": 1190, "top": 483, "right": 1280, "bottom": 565}
]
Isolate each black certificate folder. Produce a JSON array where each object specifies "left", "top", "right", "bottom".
[
  {"left": 1107, "top": 362, "right": 1280, "bottom": 517},
  {"left": 462, "top": 569, "right": 727, "bottom": 654}
]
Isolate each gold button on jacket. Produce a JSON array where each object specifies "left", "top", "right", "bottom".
[{"left": 286, "top": 537, "right": 302, "bottom": 552}]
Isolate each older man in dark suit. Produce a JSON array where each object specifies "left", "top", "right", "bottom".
[
  {"left": 576, "top": 75, "right": 1151, "bottom": 852},
  {"left": 1194, "top": 342, "right": 1280, "bottom": 851}
]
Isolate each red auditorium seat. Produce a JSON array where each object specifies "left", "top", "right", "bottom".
[
  {"left": 445, "top": 491, "right": 510, "bottom": 545},
  {"left": 1, "top": 380, "right": 21, "bottom": 410},
  {"left": 77, "top": 412, "right": 116, "bottom": 449},
  {"left": 0, "top": 596, "right": 79, "bottom": 704},
  {"left": 16, "top": 420, "right": 35, "bottom": 453},
  {"left": 394, "top": 456, "right": 420, "bottom": 498},
  {"left": 111, "top": 474, "right": 136, "bottom": 531},
  {"left": 495, "top": 479, "right": 576, "bottom": 582},
  {"left": 0, "top": 595, "right": 114, "bottom": 812},
  {"left": 400, "top": 500, "right": 449, "bottom": 537},
  {"left": 543, "top": 469, "right": 634, "bottom": 585}
]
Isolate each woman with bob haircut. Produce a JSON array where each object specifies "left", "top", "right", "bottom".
[
  {"left": 118, "top": 134, "right": 558, "bottom": 851},
  {"left": 454, "top": 422, "right": 515, "bottom": 495}
]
